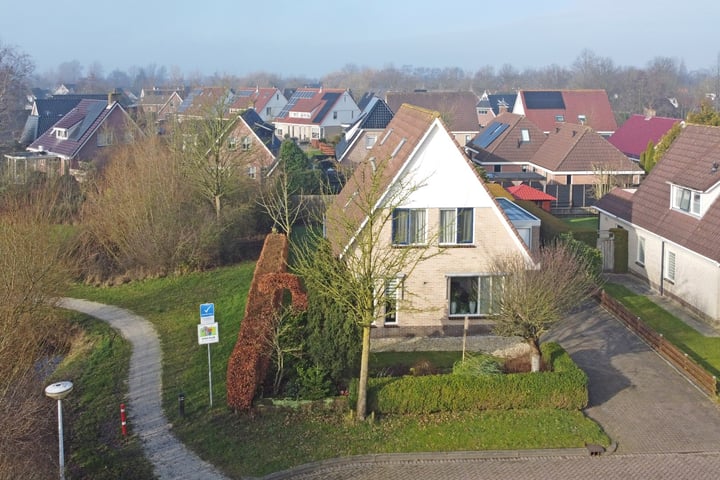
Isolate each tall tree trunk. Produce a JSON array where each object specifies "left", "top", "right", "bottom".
[
  {"left": 529, "top": 338, "right": 542, "bottom": 372},
  {"left": 356, "top": 324, "right": 371, "bottom": 420},
  {"left": 214, "top": 195, "right": 221, "bottom": 221}
]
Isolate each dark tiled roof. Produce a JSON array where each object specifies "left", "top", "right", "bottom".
[
  {"left": 240, "top": 109, "right": 281, "bottom": 155},
  {"left": 603, "top": 124, "right": 720, "bottom": 262},
  {"left": 385, "top": 91, "right": 479, "bottom": 132},
  {"left": 274, "top": 88, "right": 349, "bottom": 124},
  {"left": 470, "top": 112, "right": 546, "bottom": 164},
  {"left": 608, "top": 114, "right": 681, "bottom": 159},
  {"left": 27, "top": 99, "right": 118, "bottom": 158},
  {"left": 485, "top": 93, "right": 517, "bottom": 115},
  {"left": 531, "top": 123, "right": 642, "bottom": 173}
]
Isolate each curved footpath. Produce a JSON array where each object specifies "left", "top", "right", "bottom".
[
  {"left": 59, "top": 298, "right": 230, "bottom": 480},
  {"left": 61, "top": 278, "right": 720, "bottom": 479}
]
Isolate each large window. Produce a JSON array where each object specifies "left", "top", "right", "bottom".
[
  {"left": 392, "top": 209, "right": 426, "bottom": 245},
  {"left": 448, "top": 276, "right": 501, "bottom": 317},
  {"left": 440, "top": 208, "right": 473, "bottom": 245}
]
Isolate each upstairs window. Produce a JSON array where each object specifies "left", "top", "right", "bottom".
[
  {"left": 672, "top": 185, "right": 701, "bottom": 215},
  {"left": 365, "top": 135, "right": 377, "bottom": 149},
  {"left": 520, "top": 129, "right": 530, "bottom": 142},
  {"left": 228, "top": 137, "right": 238, "bottom": 150},
  {"left": 392, "top": 208, "right": 426, "bottom": 245},
  {"left": 555, "top": 115, "right": 565, "bottom": 122},
  {"left": 440, "top": 208, "right": 473, "bottom": 245},
  {"left": 242, "top": 136, "right": 252, "bottom": 151},
  {"left": 55, "top": 128, "right": 68, "bottom": 139}
]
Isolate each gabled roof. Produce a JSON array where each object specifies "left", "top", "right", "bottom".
[
  {"left": 274, "top": 87, "right": 349, "bottom": 124},
  {"left": 27, "top": 99, "right": 127, "bottom": 159},
  {"left": 230, "top": 87, "right": 282, "bottom": 112},
  {"left": 468, "top": 112, "right": 546, "bottom": 164},
  {"left": 515, "top": 89, "right": 617, "bottom": 134},
  {"left": 385, "top": 91, "right": 479, "bottom": 132},
  {"left": 328, "top": 104, "right": 450, "bottom": 254},
  {"left": 608, "top": 114, "right": 681, "bottom": 159},
  {"left": 507, "top": 184, "right": 557, "bottom": 201},
  {"left": 177, "top": 87, "right": 235, "bottom": 117},
  {"left": 20, "top": 97, "right": 83, "bottom": 145},
  {"left": 477, "top": 92, "right": 517, "bottom": 115},
  {"left": 597, "top": 124, "right": 720, "bottom": 262},
  {"left": 530, "top": 123, "right": 642, "bottom": 174},
  {"left": 335, "top": 96, "right": 394, "bottom": 161},
  {"left": 240, "top": 109, "right": 281, "bottom": 156}
]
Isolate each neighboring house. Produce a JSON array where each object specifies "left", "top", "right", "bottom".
[
  {"left": 227, "top": 109, "right": 281, "bottom": 178},
  {"left": 139, "top": 87, "right": 186, "bottom": 120},
  {"left": 176, "top": 86, "right": 236, "bottom": 120},
  {"left": 53, "top": 83, "right": 77, "bottom": 95},
  {"left": 20, "top": 97, "right": 84, "bottom": 146},
  {"left": 335, "top": 95, "right": 394, "bottom": 167},
  {"left": 595, "top": 124, "right": 720, "bottom": 323},
  {"left": 272, "top": 87, "right": 360, "bottom": 142},
  {"left": 20, "top": 97, "right": 139, "bottom": 174},
  {"left": 608, "top": 114, "right": 681, "bottom": 161},
  {"left": 228, "top": 87, "right": 288, "bottom": 122},
  {"left": 327, "top": 104, "right": 534, "bottom": 338},
  {"left": 385, "top": 90, "right": 480, "bottom": 146},
  {"left": 506, "top": 184, "right": 556, "bottom": 212},
  {"left": 513, "top": 89, "right": 618, "bottom": 136},
  {"left": 527, "top": 123, "right": 643, "bottom": 209},
  {"left": 465, "top": 112, "right": 546, "bottom": 174},
  {"left": 476, "top": 90, "right": 517, "bottom": 127}
]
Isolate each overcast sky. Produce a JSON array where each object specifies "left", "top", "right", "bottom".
[{"left": 2, "top": 0, "right": 718, "bottom": 79}]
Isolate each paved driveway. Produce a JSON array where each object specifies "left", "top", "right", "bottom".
[{"left": 267, "top": 300, "right": 720, "bottom": 479}]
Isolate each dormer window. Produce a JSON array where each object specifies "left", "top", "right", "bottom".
[
  {"left": 520, "top": 129, "right": 530, "bottom": 142},
  {"left": 672, "top": 185, "right": 701, "bottom": 215},
  {"left": 55, "top": 128, "right": 68, "bottom": 139},
  {"left": 555, "top": 115, "right": 565, "bottom": 122},
  {"left": 578, "top": 114, "right": 587, "bottom": 124}
]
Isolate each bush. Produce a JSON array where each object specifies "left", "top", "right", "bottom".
[
  {"left": 296, "top": 365, "right": 332, "bottom": 400},
  {"left": 452, "top": 354, "right": 503, "bottom": 376},
  {"left": 350, "top": 342, "right": 588, "bottom": 414}
]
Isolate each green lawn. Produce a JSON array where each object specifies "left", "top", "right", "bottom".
[
  {"left": 67, "top": 263, "right": 609, "bottom": 478},
  {"left": 561, "top": 216, "right": 598, "bottom": 231},
  {"left": 604, "top": 283, "right": 720, "bottom": 378}
]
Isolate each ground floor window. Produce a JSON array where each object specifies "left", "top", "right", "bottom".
[
  {"left": 383, "top": 278, "right": 401, "bottom": 324},
  {"left": 448, "top": 275, "right": 501, "bottom": 317}
]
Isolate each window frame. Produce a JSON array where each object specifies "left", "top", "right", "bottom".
[
  {"left": 439, "top": 208, "right": 474, "bottom": 245},
  {"left": 391, "top": 208, "right": 427, "bottom": 246},
  {"left": 383, "top": 277, "right": 402, "bottom": 324},
  {"left": 665, "top": 250, "right": 676, "bottom": 282},
  {"left": 448, "top": 275, "right": 502, "bottom": 318},
  {"left": 637, "top": 236, "right": 646, "bottom": 265}
]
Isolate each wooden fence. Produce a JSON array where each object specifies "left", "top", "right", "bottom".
[{"left": 597, "top": 290, "right": 718, "bottom": 397}]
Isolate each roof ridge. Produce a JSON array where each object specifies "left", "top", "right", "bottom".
[{"left": 400, "top": 103, "right": 441, "bottom": 118}]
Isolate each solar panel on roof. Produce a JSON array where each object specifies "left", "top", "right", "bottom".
[
  {"left": 472, "top": 122, "right": 509, "bottom": 149},
  {"left": 523, "top": 91, "right": 565, "bottom": 110}
]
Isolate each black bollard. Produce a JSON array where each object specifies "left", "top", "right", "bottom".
[{"left": 178, "top": 393, "right": 185, "bottom": 417}]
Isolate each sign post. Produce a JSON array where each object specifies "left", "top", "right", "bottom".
[{"left": 198, "top": 303, "right": 219, "bottom": 408}]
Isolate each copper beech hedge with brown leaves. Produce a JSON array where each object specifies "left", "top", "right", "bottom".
[{"left": 226, "top": 233, "right": 308, "bottom": 411}]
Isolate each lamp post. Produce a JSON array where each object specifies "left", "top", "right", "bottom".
[{"left": 45, "top": 381, "right": 73, "bottom": 480}]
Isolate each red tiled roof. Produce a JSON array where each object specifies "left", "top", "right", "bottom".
[
  {"left": 507, "top": 184, "right": 556, "bottom": 201},
  {"left": 608, "top": 114, "right": 680, "bottom": 158},
  {"left": 520, "top": 89, "right": 617, "bottom": 134},
  {"left": 230, "top": 87, "right": 279, "bottom": 112}
]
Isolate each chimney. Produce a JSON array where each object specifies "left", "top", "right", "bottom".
[{"left": 107, "top": 89, "right": 121, "bottom": 107}]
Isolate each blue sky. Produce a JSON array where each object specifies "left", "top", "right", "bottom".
[{"left": 2, "top": 0, "right": 718, "bottom": 78}]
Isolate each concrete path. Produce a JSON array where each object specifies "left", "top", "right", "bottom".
[{"left": 59, "top": 298, "right": 230, "bottom": 480}]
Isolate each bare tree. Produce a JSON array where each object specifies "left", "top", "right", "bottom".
[
  {"left": 0, "top": 41, "right": 33, "bottom": 145},
  {"left": 293, "top": 158, "right": 439, "bottom": 420},
  {"left": 490, "top": 241, "right": 601, "bottom": 372},
  {"left": 259, "top": 163, "right": 305, "bottom": 236},
  {"left": 590, "top": 163, "right": 619, "bottom": 200}
]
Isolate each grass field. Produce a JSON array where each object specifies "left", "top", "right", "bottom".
[
  {"left": 67, "top": 263, "right": 609, "bottom": 477},
  {"left": 561, "top": 216, "right": 598, "bottom": 231}
]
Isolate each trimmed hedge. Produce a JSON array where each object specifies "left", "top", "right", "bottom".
[
  {"left": 351, "top": 342, "right": 587, "bottom": 414},
  {"left": 611, "top": 227, "right": 628, "bottom": 273},
  {"left": 515, "top": 200, "right": 597, "bottom": 248}
]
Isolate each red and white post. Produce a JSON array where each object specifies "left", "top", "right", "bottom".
[{"left": 120, "top": 403, "right": 127, "bottom": 436}]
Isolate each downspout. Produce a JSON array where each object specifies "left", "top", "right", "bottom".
[{"left": 660, "top": 241, "right": 665, "bottom": 296}]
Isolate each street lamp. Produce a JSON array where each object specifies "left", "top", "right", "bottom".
[{"left": 45, "top": 381, "right": 73, "bottom": 480}]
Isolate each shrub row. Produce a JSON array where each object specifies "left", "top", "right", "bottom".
[{"left": 350, "top": 342, "right": 587, "bottom": 414}]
